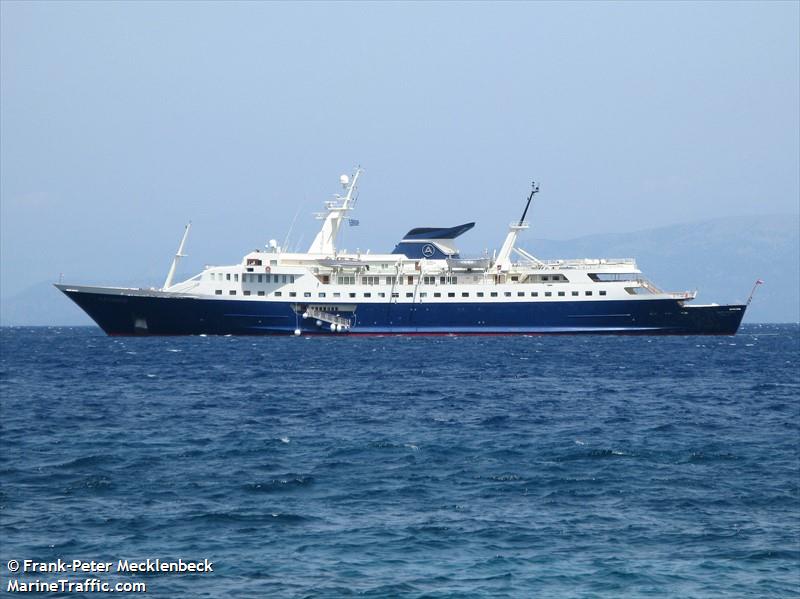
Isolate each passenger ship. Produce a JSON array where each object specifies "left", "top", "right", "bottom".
[{"left": 57, "top": 169, "right": 746, "bottom": 336}]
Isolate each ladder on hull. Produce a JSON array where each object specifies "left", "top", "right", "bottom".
[{"left": 302, "top": 306, "right": 353, "bottom": 332}]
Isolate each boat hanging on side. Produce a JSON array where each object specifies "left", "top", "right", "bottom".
[{"left": 56, "top": 168, "right": 749, "bottom": 336}]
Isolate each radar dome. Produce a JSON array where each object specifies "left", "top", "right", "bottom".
[{"left": 340, "top": 174, "right": 350, "bottom": 186}]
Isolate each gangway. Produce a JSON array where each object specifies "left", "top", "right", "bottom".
[{"left": 302, "top": 306, "right": 353, "bottom": 332}]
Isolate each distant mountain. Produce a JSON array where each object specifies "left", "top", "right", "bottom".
[
  {"left": 0, "top": 277, "right": 183, "bottom": 327},
  {"left": 1, "top": 215, "right": 797, "bottom": 326},
  {"left": 1, "top": 281, "right": 94, "bottom": 327},
  {"left": 526, "top": 214, "right": 799, "bottom": 323}
]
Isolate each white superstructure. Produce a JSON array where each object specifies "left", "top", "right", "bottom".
[{"left": 162, "top": 169, "right": 694, "bottom": 311}]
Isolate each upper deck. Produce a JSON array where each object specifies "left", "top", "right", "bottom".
[{"left": 160, "top": 170, "right": 694, "bottom": 302}]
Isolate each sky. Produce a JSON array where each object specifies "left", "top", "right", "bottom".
[{"left": 1, "top": 1, "right": 798, "bottom": 299}]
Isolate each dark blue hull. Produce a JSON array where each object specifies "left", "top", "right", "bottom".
[{"left": 57, "top": 286, "right": 746, "bottom": 336}]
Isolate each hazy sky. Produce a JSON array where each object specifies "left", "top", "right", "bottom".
[{"left": 2, "top": 1, "right": 798, "bottom": 297}]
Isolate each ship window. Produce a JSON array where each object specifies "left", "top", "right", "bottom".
[
  {"left": 270, "top": 260, "right": 277, "bottom": 266},
  {"left": 364, "top": 292, "right": 372, "bottom": 298},
  {"left": 259, "top": 291, "right": 266, "bottom": 296},
  {"left": 340, "top": 276, "right": 355, "bottom": 285},
  {"left": 447, "top": 292, "right": 454, "bottom": 298},
  {"left": 517, "top": 292, "right": 524, "bottom": 297},
  {"left": 257, "top": 274, "right": 262, "bottom": 283},
  {"left": 274, "top": 275, "right": 280, "bottom": 283},
  {"left": 420, "top": 292, "right": 427, "bottom": 298},
  {"left": 542, "top": 276, "right": 549, "bottom": 281},
  {"left": 282, "top": 275, "right": 287, "bottom": 283},
  {"left": 423, "top": 276, "right": 436, "bottom": 285},
  {"left": 511, "top": 276, "right": 519, "bottom": 282},
  {"left": 589, "top": 273, "right": 636, "bottom": 282},
  {"left": 477, "top": 292, "right": 484, "bottom": 297},
  {"left": 558, "top": 291, "right": 565, "bottom": 297},
  {"left": 349, "top": 293, "right": 357, "bottom": 298},
  {"left": 462, "top": 292, "right": 469, "bottom": 298},
  {"left": 599, "top": 290, "right": 607, "bottom": 296},
  {"left": 440, "top": 277, "right": 446, "bottom": 284},
  {"left": 572, "top": 291, "right": 579, "bottom": 296},
  {"left": 406, "top": 292, "right": 413, "bottom": 298},
  {"left": 391, "top": 292, "right": 399, "bottom": 298},
  {"left": 319, "top": 292, "right": 326, "bottom": 298},
  {"left": 304, "top": 292, "right": 311, "bottom": 298},
  {"left": 378, "top": 292, "right": 385, "bottom": 298},
  {"left": 246, "top": 267, "right": 253, "bottom": 273},
  {"left": 491, "top": 292, "right": 498, "bottom": 297},
  {"left": 229, "top": 290, "right": 236, "bottom": 295},
  {"left": 333, "top": 292, "right": 341, "bottom": 298},
  {"left": 545, "top": 291, "right": 552, "bottom": 297},
  {"left": 451, "top": 277, "right": 458, "bottom": 284},
  {"left": 215, "top": 289, "right": 222, "bottom": 295},
  {"left": 504, "top": 292, "right": 511, "bottom": 297},
  {"left": 234, "top": 274, "right": 239, "bottom": 282},
  {"left": 290, "top": 276, "right": 295, "bottom": 283},
  {"left": 532, "top": 292, "right": 538, "bottom": 297},
  {"left": 434, "top": 292, "right": 441, "bottom": 298},
  {"left": 407, "top": 276, "right": 414, "bottom": 285},
  {"left": 244, "top": 290, "right": 251, "bottom": 296},
  {"left": 585, "top": 291, "right": 592, "bottom": 296},
  {"left": 363, "top": 276, "right": 379, "bottom": 285},
  {"left": 289, "top": 292, "right": 297, "bottom": 297},
  {"left": 226, "top": 273, "right": 231, "bottom": 281}
]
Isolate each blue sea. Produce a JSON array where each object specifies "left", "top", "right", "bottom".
[{"left": 1, "top": 325, "right": 798, "bottom": 598}]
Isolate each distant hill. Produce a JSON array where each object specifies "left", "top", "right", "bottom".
[
  {"left": 1, "top": 280, "right": 139, "bottom": 327},
  {"left": 526, "top": 214, "right": 799, "bottom": 323},
  {"left": 1, "top": 214, "right": 797, "bottom": 326}
]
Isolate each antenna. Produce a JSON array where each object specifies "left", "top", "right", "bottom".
[
  {"left": 282, "top": 200, "right": 304, "bottom": 252},
  {"left": 518, "top": 181, "right": 539, "bottom": 226}
]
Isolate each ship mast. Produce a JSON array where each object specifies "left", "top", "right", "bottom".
[
  {"left": 495, "top": 182, "right": 539, "bottom": 272},
  {"left": 162, "top": 222, "right": 191, "bottom": 290},
  {"left": 307, "top": 168, "right": 362, "bottom": 256}
]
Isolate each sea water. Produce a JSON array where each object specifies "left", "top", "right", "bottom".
[{"left": 1, "top": 325, "right": 798, "bottom": 597}]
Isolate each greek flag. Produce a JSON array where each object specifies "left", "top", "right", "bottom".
[{"left": 348, "top": 219, "right": 360, "bottom": 226}]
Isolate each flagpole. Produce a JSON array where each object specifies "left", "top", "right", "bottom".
[{"left": 746, "top": 279, "right": 764, "bottom": 306}]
